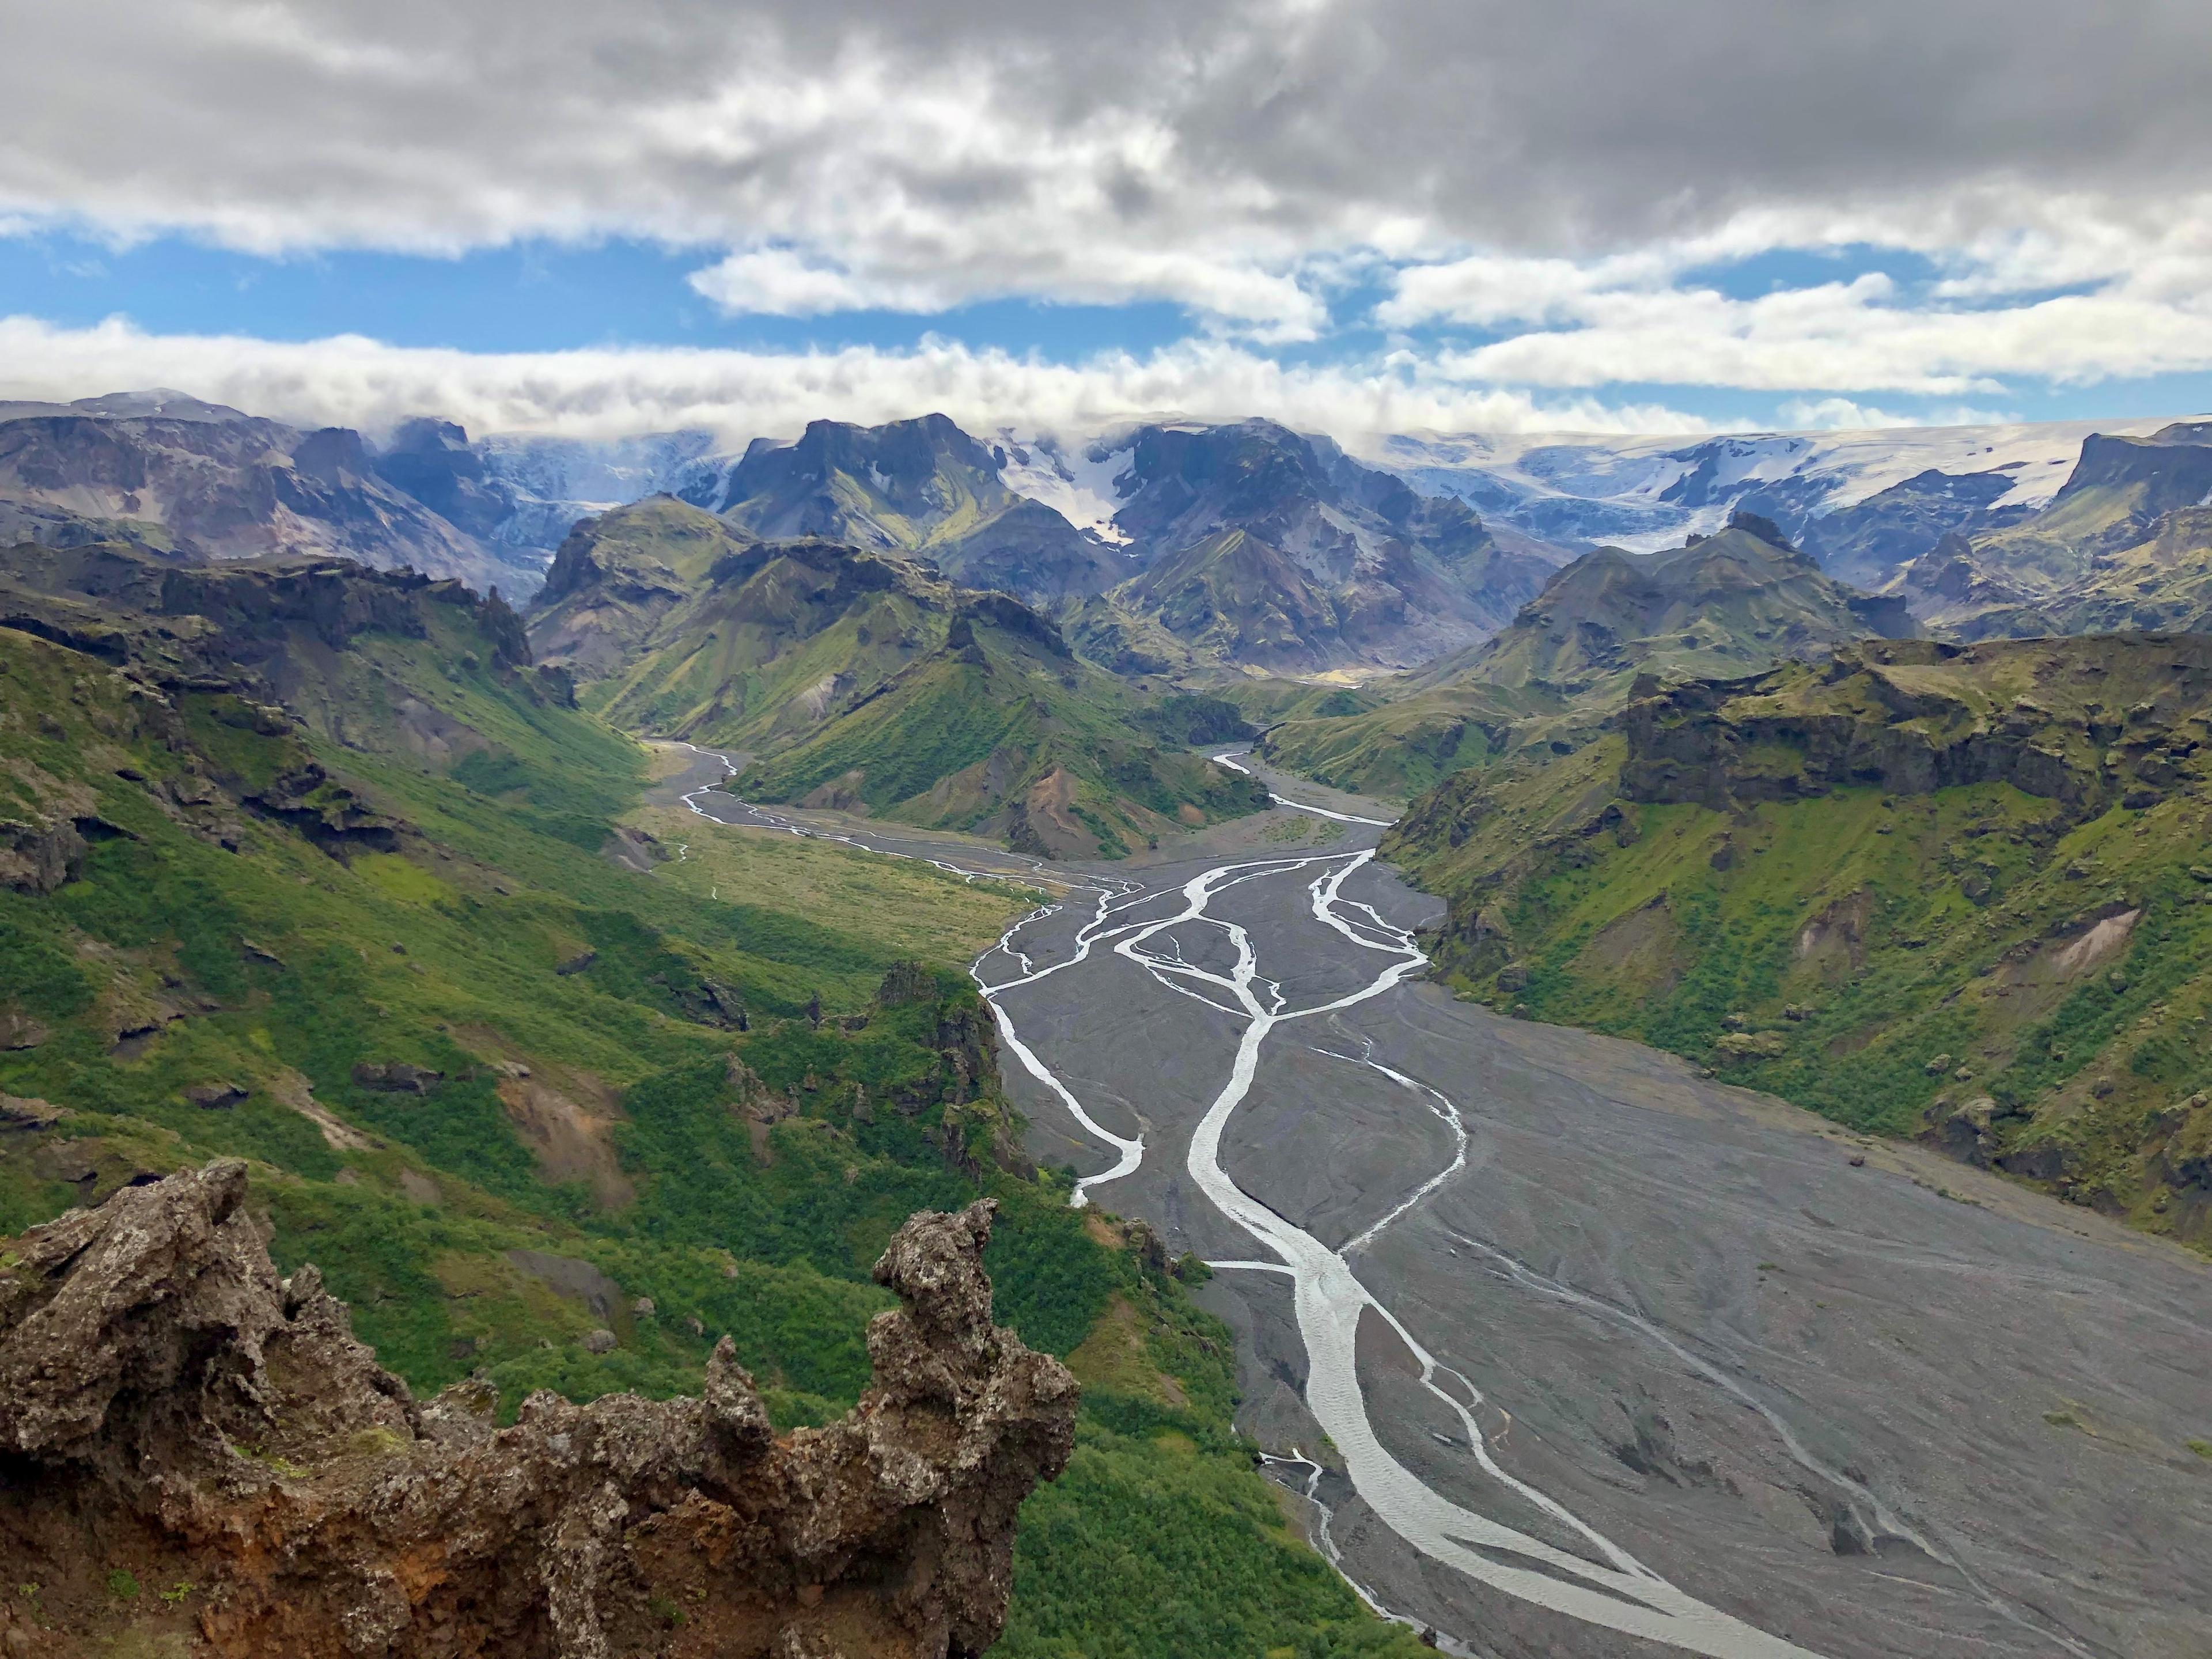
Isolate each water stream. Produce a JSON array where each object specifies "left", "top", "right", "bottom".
[{"left": 673, "top": 743, "right": 1824, "bottom": 1654}]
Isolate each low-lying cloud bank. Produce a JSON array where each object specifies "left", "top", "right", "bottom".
[{"left": 0, "top": 316, "right": 1719, "bottom": 442}]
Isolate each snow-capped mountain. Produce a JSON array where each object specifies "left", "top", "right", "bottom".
[
  {"left": 1370, "top": 419, "right": 2180, "bottom": 555},
  {"left": 471, "top": 429, "right": 724, "bottom": 549}
]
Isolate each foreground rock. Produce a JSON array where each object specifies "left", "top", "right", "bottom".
[{"left": 0, "top": 1161, "right": 1077, "bottom": 1657}]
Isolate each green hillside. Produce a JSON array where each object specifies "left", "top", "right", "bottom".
[
  {"left": 1260, "top": 514, "right": 1908, "bottom": 797},
  {"left": 528, "top": 495, "right": 756, "bottom": 678},
  {"left": 0, "top": 547, "right": 1414, "bottom": 1657},
  {"left": 536, "top": 507, "right": 1266, "bottom": 857},
  {"left": 1384, "top": 634, "right": 2212, "bottom": 1249},
  {"left": 732, "top": 591, "right": 1267, "bottom": 857}
]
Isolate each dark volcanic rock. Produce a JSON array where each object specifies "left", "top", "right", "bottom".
[
  {"left": 0, "top": 1162, "right": 1076, "bottom": 1658},
  {"left": 0, "top": 812, "right": 88, "bottom": 895}
]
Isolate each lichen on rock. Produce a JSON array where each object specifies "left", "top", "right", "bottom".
[{"left": 0, "top": 1161, "right": 1077, "bottom": 1657}]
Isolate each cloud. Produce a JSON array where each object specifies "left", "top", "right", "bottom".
[
  {"left": 3, "top": 0, "right": 2210, "bottom": 349},
  {"left": 1393, "top": 244, "right": 2212, "bottom": 394},
  {"left": 1777, "top": 397, "right": 2013, "bottom": 431},
  {"left": 0, "top": 314, "right": 1710, "bottom": 444}
]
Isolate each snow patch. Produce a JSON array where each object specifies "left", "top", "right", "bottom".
[
  {"left": 993, "top": 429, "right": 1134, "bottom": 544},
  {"left": 1371, "top": 417, "right": 2177, "bottom": 551}
]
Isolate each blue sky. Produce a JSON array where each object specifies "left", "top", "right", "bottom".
[
  {"left": 6, "top": 228, "right": 2206, "bottom": 438},
  {"left": 2, "top": 2, "right": 2209, "bottom": 442}
]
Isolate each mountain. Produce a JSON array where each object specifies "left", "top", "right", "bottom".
[
  {"left": 1382, "top": 632, "right": 2212, "bottom": 1249},
  {"left": 1257, "top": 512, "right": 1911, "bottom": 797},
  {"left": 680, "top": 414, "right": 1124, "bottom": 603},
  {"left": 1426, "top": 512, "right": 1911, "bottom": 695},
  {"left": 366, "top": 416, "right": 729, "bottom": 560},
  {"left": 472, "top": 427, "right": 723, "bottom": 550},
  {"left": 1882, "top": 422, "right": 2212, "bottom": 638},
  {"left": 1068, "top": 419, "right": 1561, "bottom": 674},
  {"left": 531, "top": 499, "right": 1266, "bottom": 855},
  {"left": 1794, "top": 468, "right": 2035, "bottom": 589},
  {"left": 0, "top": 392, "right": 541, "bottom": 597},
  {"left": 1377, "top": 418, "right": 2179, "bottom": 564},
  {"left": 527, "top": 495, "right": 756, "bottom": 678}
]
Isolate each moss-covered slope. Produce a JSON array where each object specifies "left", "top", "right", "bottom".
[
  {"left": 1260, "top": 514, "right": 1907, "bottom": 798},
  {"left": 536, "top": 514, "right": 1266, "bottom": 856},
  {"left": 1385, "top": 634, "right": 2212, "bottom": 1248},
  {"left": 0, "top": 566, "right": 1412, "bottom": 1655}
]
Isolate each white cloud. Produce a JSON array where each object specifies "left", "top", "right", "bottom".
[
  {"left": 1388, "top": 230, "right": 2212, "bottom": 394},
  {"left": 1777, "top": 397, "right": 2014, "bottom": 431},
  {"left": 3, "top": 3, "right": 2210, "bottom": 402},
  {"left": 685, "top": 250, "right": 941, "bottom": 317},
  {"left": 0, "top": 314, "right": 1709, "bottom": 445},
  {"left": 2, "top": 2, "right": 2209, "bottom": 361}
]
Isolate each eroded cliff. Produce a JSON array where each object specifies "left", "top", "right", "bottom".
[{"left": 0, "top": 1161, "right": 1077, "bottom": 1658}]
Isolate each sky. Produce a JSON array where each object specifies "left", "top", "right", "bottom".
[{"left": 2, "top": 0, "right": 2210, "bottom": 445}]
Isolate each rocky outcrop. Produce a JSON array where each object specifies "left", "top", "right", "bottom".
[
  {"left": 0, "top": 813, "right": 90, "bottom": 895},
  {"left": 0, "top": 538, "right": 536, "bottom": 692},
  {"left": 1618, "top": 635, "right": 2212, "bottom": 814},
  {"left": 0, "top": 1162, "right": 1077, "bottom": 1658}
]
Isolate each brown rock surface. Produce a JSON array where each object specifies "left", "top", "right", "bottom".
[{"left": 0, "top": 1162, "right": 1076, "bottom": 1657}]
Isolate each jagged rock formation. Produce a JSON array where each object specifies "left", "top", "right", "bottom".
[{"left": 0, "top": 1162, "right": 1077, "bottom": 1657}]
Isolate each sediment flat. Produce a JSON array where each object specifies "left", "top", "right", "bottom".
[{"left": 664, "top": 744, "right": 2212, "bottom": 1658}]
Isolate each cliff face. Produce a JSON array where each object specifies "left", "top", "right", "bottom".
[
  {"left": 0, "top": 1162, "right": 1077, "bottom": 1658},
  {"left": 0, "top": 400, "right": 542, "bottom": 598},
  {"left": 1616, "top": 634, "right": 2212, "bottom": 815}
]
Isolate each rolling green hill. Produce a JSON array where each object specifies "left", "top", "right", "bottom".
[
  {"left": 533, "top": 502, "right": 1266, "bottom": 857},
  {"left": 1384, "top": 633, "right": 2212, "bottom": 1249},
  {"left": 0, "top": 540, "right": 1422, "bottom": 1659},
  {"left": 1259, "top": 513, "right": 1910, "bottom": 798}
]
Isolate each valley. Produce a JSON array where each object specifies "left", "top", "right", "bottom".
[
  {"left": 0, "top": 550, "right": 1427, "bottom": 1659},
  {"left": 664, "top": 748, "right": 2212, "bottom": 1658},
  {"left": 11, "top": 3, "right": 2212, "bottom": 1653},
  {"left": 6, "top": 395, "right": 2212, "bottom": 1657}
]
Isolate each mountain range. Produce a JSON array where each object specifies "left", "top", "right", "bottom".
[
  {"left": 1257, "top": 511, "right": 1914, "bottom": 796},
  {"left": 5, "top": 389, "right": 2207, "bottom": 667},
  {"left": 1380, "top": 418, "right": 2175, "bottom": 556},
  {"left": 529, "top": 498, "right": 1266, "bottom": 856},
  {"left": 0, "top": 391, "right": 544, "bottom": 598}
]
